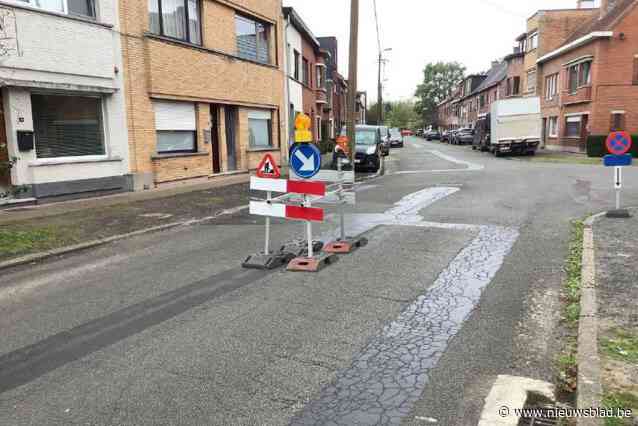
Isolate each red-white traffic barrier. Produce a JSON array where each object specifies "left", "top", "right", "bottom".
[
  {"left": 249, "top": 201, "right": 324, "bottom": 222},
  {"left": 250, "top": 177, "right": 326, "bottom": 196}
]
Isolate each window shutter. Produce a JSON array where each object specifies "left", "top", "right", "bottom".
[
  {"left": 154, "top": 101, "right": 196, "bottom": 131},
  {"left": 247, "top": 110, "right": 271, "bottom": 120}
]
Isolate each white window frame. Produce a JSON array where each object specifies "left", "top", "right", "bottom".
[
  {"left": 248, "top": 109, "right": 273, "bottom": 148},
  {"left": 154, "top": 100, "right": 198, "bottom": 154},
  {"left": 527, "top": 69, "right": 537, "bottom": 94},
  {"left": 31, "top": 92, "right": 108, "bottom": 162},
  {"left": 548, "top": 116, "right": 559, "bottom": 138},
  {"left": 545, "top": 73, "right": 559, "bottom": 100},
  {"left": 12, "top": 0, "right": 97, "bottom": 18},
  {"left": 528, "top": 32, "right": 539, "bottom": 51},
  {"left": 315, "top": 116, "right": 322, "bottom": 141}
]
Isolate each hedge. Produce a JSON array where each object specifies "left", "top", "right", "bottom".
[{"left": 587, "top": 134, "right": 638, "bottom": 157}]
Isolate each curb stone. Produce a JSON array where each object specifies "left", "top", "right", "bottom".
[
  {"left": 577, "top": 212, "right": 607, "bottom": 426},
  {"left": 0, "top": 205, "right": 249, "bottom": 272}
]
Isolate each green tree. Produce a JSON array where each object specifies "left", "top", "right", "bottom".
[
  {"left": 415, "top": 62, "right": 465, "bottom": 127},
  {"left": 386, "top": 101, "right": 418, "bottom": 129}
]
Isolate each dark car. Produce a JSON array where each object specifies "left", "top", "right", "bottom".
[
  {"left": 425, "top": 130, "right": 441, "bottom": 141},
  {"left": 455, "top": 128, "right": 475, "bottom": 145},
  {"left": 389, "top": 128, "right": 404, "bottom": 148},
  {"left": 333, "top": 125, "right": 382, "bottom": 172}
]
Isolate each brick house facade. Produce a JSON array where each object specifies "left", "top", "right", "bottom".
[
  {"left": 283, "top": 7, "right": 328, "bottom": 150},
  {"left": 0, "top": 0, "right": 130, "bottom": 202},
  {"left": 538, "top": 0, "right": 638, "bottom": 152},
  {"left": 120, "top": 0, "right": 286, "bottom": 188}
]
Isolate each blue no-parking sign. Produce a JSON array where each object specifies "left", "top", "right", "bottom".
[{"left": 290, "top": 144, "right": 321, "bottom": 179}]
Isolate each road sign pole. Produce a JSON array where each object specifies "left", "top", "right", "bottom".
[
  {"left": 337, "top": 158, "right": 346, "bottom": 241},
  {"left": 264, "top": 191, "right": 271, "bottom": 255},
  {"left": 305, "top": 194, "right": 313, "bottom": 258},
  {"left": 615, "top": 166, "right": 622, "bottom": 210}
]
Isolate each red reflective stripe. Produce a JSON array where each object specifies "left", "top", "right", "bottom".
[
  {"left": 287, "top": 180, "right": 326, "bottom": 196},
  {"left": 285, "top": 205, "right": 324, "bottom": 222}
]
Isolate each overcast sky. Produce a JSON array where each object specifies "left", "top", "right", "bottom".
[{"left": 282, "top": 0, "right": 600, "bottom": 103}]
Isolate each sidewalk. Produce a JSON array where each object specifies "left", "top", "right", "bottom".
[
  {"left": 0, "top": 174, "right": 250, "bottom": 264},
  {"left": 593, "top": 209, "right": 638, "bottom": 424}
]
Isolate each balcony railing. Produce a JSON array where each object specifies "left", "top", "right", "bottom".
[{"left": 561, "top": 85, "right": 592, "bottom": 105}]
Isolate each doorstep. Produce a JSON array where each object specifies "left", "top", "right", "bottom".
[{"left": 0, "top": 197, "right": 37, "bottom": 210}]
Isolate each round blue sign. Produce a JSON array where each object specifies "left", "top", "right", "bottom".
[{"left": 290, "top": 144, "right": 322, "bottom": 179}]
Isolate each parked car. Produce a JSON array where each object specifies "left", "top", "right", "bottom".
[
  {"left": 455, "top": 128, "right": 475, "bottom": 145},
  {"left": 333, "top": 125, "right": 382, "bottom": 172},
  {"left": 378, "top": 126, "right": 391, "bottom": 156},
  {"left": 448, "top": 129, "right": 460, "bottom": 144},
  {"left": 389, "top": 128, "right": 404, "bottom": 148},
  {"left": 425, "top": 129, "right": 441, "bottom": 141},
  {"left": 441, "top": 130, "right": 451, "bottom": 143},
  {"left": 416, "top": 128, "right": 424, "bottom": 137}
]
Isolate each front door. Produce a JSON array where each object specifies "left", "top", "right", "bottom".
[
  {"left": 541, "top": 118, "right": 547, "bottom": 148},
  {"left": 210, "top": 105, "right": 221, "bottom": 174},
  {"left": 225, "top": 106, "right": 238, "bottom": 171},
  {"left": 0, "top": 99, "right": 10, "bottom": 188}
]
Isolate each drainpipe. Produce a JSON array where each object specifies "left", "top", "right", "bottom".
[{"left": 284, "top": 14, "right": 292, "bottom": 163}]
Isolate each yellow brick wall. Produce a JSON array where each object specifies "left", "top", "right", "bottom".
[{"left": 119, "top": 0, "right": 285, "bottom": 186}]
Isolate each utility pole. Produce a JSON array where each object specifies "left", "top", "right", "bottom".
[
  {"left": 346, "top": 0, "right": 359, "bottom": 162},
  {"left": 378, "top": 52, "right": 383, "bottom": 125}
]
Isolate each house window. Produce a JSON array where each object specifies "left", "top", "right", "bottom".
[
  {"left": 513, "top": 76, "right": 521, "bottom": 95},
  {"left": 565, "top": 116, "right": 581, "bottom": 138},
  {"left": 527, "top": 70, "right": 537, "bottom": 93},
  {"left": 248, "top": 109, "right": 272, "bottom": 148},
  {"left": 610, "top": 112, "right": 626, "bottom": 131},
  {"left": 567, "top": 60, "right": 592, "bottom": 93},
  {"left": 235, "top": 15, "right": 270, "bottom": 64},
  {"left": 579, "top": 61, "right": 591, "bottom": 86},
  {"left": 315, "top": 116, "right": 322, "bottom": 141},
  {"left": 148, "top": 0, "right": 201, "bottom": 44},
  {"left": 528, "top": 32, "right": 539, "bottom": 51},
  {"left": 32, "top": 94, "right": 105, "bottom": 159},
  {"left": 293, "top": 50, "right": 300, "bottom": 80},
  {"left": 302, "top": 58, "right": 310, "bottom": 86},
  {"left": 633, "top": 56, "right": 638, "bottom": 85},
  {"left": 316, "top": 65, "right": 325, "bottom": 89},
  {"left": 548, "top": 116, "right": 558, "bottom": 138},
  {"left": 18, "top": 0, "right": 96, "bottom": 17},
  {"left": 154, "top": 101, "right": 197, "bottom": 153},
  {"left": 545, "top": 73, "right": 559, "bottom": 100}
]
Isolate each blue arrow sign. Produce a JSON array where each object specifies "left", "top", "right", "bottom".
[
  {"left": 290, "top": 144, "right": 322, "bottom": 179},
  {"left": 604, "top": 154, "right": 633, "bottom": 167}
]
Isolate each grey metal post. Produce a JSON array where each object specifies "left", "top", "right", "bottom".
[
  {"left": 264, "top": 191, "right": 271, "bottom": 254},
  {"left": 338, "top": 158, "right": 345, "bottom": 241},
  {"left": 306, "top": 194, "right": 313, "bottom": 258}
]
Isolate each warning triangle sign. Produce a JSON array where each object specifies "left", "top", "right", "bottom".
[{"left": 256, "top": 153, "right": 281, "bottom": 179}]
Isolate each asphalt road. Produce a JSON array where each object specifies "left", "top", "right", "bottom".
[{"left": 1, "top": 138, "right": 636, "bottom": 426}]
